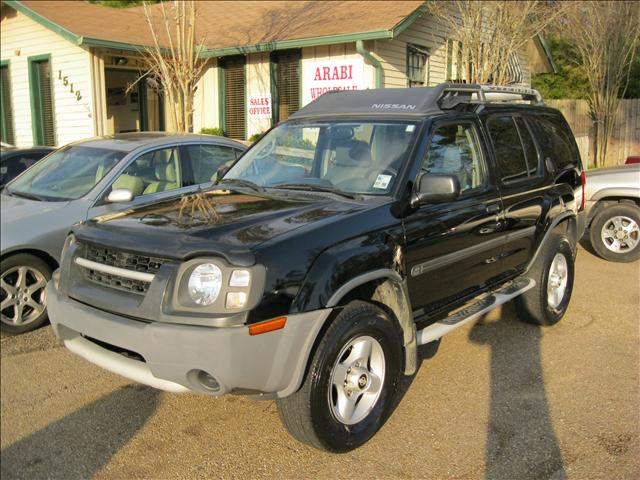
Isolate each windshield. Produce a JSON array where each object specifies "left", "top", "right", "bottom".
[
  {"left": 7, "top": 145, "right": 126, "bottom": 201},
  {"left": 223, "top": 120, "right": 418, "bottom": 195}
]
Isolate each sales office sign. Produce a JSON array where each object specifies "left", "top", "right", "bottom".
[{"left": 302, "top": 58, "right": 365, "bottom": 106}]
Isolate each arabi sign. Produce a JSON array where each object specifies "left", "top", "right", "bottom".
[{"left": 302, "top": 58, "right": 365, "bottom": 106}]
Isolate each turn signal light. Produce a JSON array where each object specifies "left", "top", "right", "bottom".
[{"left": 248, "top": 317, "right": 287, "bottom": 336}]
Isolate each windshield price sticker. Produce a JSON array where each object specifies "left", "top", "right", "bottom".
[{"left": 373, "top": 174, "right": 392, "bottom": 189}]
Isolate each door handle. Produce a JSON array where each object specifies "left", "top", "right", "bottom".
[{"left": 486, "top": 204, "right": 501, "bottom": 214}]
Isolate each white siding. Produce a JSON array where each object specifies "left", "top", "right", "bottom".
[
  {"left": 193, "top": 58, "right": 219, "bottom": 133},
  {"left": 0, "top": 9, "right": 94, "bottom": 147}
]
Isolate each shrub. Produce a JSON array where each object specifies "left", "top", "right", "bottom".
[
  {"left": 248, "top": 131, "right": 267, "bottom": 143},
  {"left": 200, "top": 127, "right": 225, "bottom": 137}
]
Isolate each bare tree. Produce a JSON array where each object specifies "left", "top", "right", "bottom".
[
  {"left": 431, "top": 1, "right": 564, "bottom": 85},
  {"left": 564, "top": 2, "right": 640, "bottom": 167},
  {"left": 132, "top": 1, "right": 207, "bottom": 132}
]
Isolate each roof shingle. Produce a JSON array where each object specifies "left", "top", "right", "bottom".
[{"left": 15, "top": 1, "right": 426, "bottom": 53}]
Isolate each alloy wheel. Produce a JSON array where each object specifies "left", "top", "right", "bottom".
[{"left": 0, "top": 266, "right": 47, "bottom": 326}]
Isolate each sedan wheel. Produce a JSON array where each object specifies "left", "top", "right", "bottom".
[{"left": 0, "top": 254, "right": 52, "bottom": 334}]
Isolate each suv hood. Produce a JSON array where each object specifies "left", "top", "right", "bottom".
[{"left": 76, "top": 189, "right": 367, "bottom": 265}]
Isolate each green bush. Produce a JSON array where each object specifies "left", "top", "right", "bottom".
[
  {"left": 248, "top": 131, "right": 267, "bottom": 143},
  {"left": 200, "top": 127, "right": 226, "bottom": 137}
]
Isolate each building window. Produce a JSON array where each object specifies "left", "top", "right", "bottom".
[
  {"left": 0, "top": 61, "right": 15, "bottom": 145},
  {"left": 407, "top": 44, "right": 429, "bottom": 87},
  {"left": 271, "top": 50, "right": 301, "bottom": 123},
  {"left": 28, "top": 55, "right": 55, "bottom": 146},
  {"left": 220, "top": 56, "right": 246, "bottom": 140}
]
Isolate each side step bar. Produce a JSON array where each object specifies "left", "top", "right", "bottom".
[{"left": 416, "top": 277, "right": 536, "bottom": 345}]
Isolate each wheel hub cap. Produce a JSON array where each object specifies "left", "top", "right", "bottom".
[
  {"left": 329, "top": 335, "right": 385, "bottom": 425},
  {"left": 601, "top": 215, "right": 639, "bottom": 253},
  {"left": 547, "top": 253, "right": 568, "bottom": 309}
]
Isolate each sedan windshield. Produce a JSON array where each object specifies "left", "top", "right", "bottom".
[
  {"left": 7, "top": 146, "right": 126, "bottom": 201},
  {"left": 223, "top": 121, "right": 418, "bottom": 195}
]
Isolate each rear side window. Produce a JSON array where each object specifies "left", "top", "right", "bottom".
[
  {"left": 487, "top": 116, "right": 529, "bottom": 183},
  {"left": 529, "top": 116, "right": 577, "bottom": 171},
  {"left": 515, "top": 117, "right": 539, "bottom": 175}
]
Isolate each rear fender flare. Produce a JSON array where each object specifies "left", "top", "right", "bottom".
[{"left": 526, "top": 211, "right": 577, "bottom": 273}]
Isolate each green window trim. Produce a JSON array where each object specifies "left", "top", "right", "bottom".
[
  {"left": 270, "top": 49, "right": 301, "bottom": 125},
  {"left": 446, "top": 39, "right": 453, "bottom": 81},
  {"left": 28, "top": 53, "right": 56, "bottom": 146},
  {"left": 217, "top": 63, "right": 226, "bottom": 134},
  {"left": 1, "top": 59, "right": 16, "bottom": 145}
]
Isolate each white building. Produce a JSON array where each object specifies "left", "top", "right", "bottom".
[{"left": 0, "top": 0, "right": 555, "bottom": 146}]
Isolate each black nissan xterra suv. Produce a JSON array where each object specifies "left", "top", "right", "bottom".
[{"left": 47, "top": 84, "right": 585, "bottom": 452}]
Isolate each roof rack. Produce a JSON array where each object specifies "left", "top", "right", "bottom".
[{"left": 438, "top": 84, "right": 544, "bottom": 110}]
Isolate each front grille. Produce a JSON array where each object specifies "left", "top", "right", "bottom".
[
  {"left": 83, "top": 243, "right": 167, "bottom": 275},
  {"left": 78, "top": 242, "right": 170, "bottom": 294},
  {"left": 81, "top": 267, "right": 150, "bottom": 294}
]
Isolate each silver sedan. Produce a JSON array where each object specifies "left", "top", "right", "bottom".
[{"left": 1, "top": 133, "right": 246, "bottom": 333}]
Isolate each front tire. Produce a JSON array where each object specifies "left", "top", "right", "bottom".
[
  {"left": 589, "top": 204, "right": 640, "bottom": 262},
  {"left": 277, "top": 301, "right": 402, "bottom": 452},
  {"left": 515, "top": 233, "right": 574, "bottom": 326},
  {"left": 1, "top": 254, "right": 52, "bottom": 334}
]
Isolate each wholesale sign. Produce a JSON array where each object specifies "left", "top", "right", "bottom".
[{"left": 302, "top": 58, "right": 365, "bottom": 106}]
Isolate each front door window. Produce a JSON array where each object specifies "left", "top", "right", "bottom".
[
  {"left": 111, "top": 147, "right": 182, "bottom": 198},
  {"left": 421, "top": 122, "right": 485, "bottom": 193}
]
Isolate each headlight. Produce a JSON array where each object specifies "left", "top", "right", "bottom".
[
  {"left": 188, "top": 263, "right": 222, "bottom": 305},
  {"left": 170, "top": 258, "right": 266, "bottom": 316},
  {"left": 60, "top": 233, "right": 76, "bottom": 267}
]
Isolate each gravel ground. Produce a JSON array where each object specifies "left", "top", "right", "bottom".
[{"left": 1, "top": 246, "right": 638, "bottom": 480}]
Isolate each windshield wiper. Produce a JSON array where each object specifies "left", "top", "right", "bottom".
[
  {"left": 6, "top": 189, "right": 46, "bottom": 201},
  {"left": 217, "top": 178, "right": 264, "bottom": 192},
  {"left": 272, "top": 183, "right": 358, "bottom": 200}
]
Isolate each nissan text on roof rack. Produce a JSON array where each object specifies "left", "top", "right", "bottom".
[{"left": 46, "top": 83, "right": 585, "bottom": 452}]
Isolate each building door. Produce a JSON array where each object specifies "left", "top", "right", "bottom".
[
  {"left": 105, "top": 69, "right": 146, "bottom": 134},
  {"left": 221, "top": 56, "right": 246, "bottom": 140},
  {"left": 270, "top": 50, "right": 301, "bottom": 123},
  {"left": 0, "top": 62, "right": 15, "bottom": 145},
  {"left": 28, "top": 56, "right": 55, "bottom": 146}
]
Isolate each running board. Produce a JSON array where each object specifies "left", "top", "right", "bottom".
[{"left": 416, "top": 277, "right": 536, "bottom": 345}]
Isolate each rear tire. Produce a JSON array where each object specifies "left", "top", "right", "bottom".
[
  {"left": 515, "top": 233, "right": 574, "bottom": 326},
  {"left": 277, "top": 301, "right": 402, "bottom": 452},
  {"left": 589, "top": 204, "right": 640, "bottom": 263},
  {"left": 1, "top": 254, "right": 52, "bottom": 335}
]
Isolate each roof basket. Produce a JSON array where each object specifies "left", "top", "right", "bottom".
[{"left": 438, "top": 84, "right": 544, "bottom": 110}]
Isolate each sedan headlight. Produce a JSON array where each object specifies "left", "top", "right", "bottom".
[{"left": 188, "top": 263, "right": 223, "bottom": 305}]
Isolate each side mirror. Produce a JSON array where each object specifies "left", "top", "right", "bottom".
[
  {"left": 411, "top": 173, "right": 460, "bottom": 207},
  {"left": 107, "top": 188, "right": 133, "bottom": 203}
]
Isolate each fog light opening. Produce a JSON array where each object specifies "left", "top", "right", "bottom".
[{"left": 196, "top": 370, "right": 220, "bottom": 391}]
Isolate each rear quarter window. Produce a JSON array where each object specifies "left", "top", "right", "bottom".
[
  {"left": 529, "top": 115, "right": 579, "bottom": 171},
  {"left": 486, "top": 115, "right": 530, "bottom": 183}
]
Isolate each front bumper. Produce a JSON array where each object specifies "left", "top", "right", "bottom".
[{"left": 47, "top": 280, "right": 331, "bottom": 398}]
